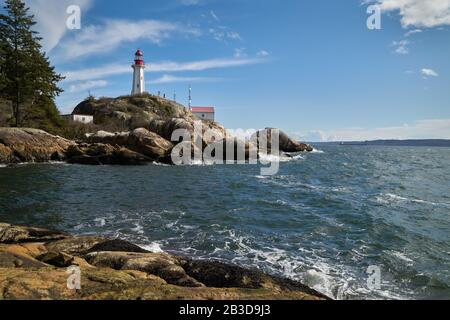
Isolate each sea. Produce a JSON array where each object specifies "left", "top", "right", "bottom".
[{"left": 1, "top": 145, "right": 449, "bottom": 300}]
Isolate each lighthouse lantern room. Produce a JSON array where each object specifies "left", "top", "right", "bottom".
[{"left": 131, "top": 49, "right": 146, "bottom": 96}]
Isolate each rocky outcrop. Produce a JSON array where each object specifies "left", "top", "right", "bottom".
[
  {"left": 85, "top": 251, "right": 204, "bottom": 288},
  {"left": 0, "top": 223, "right": 69, "bottom": 244},
  {"left": 66, "top": 143, "right": 154, "bottom": 165},
  {"left": 148, "top": 117, "right": 228, "bottom": 143},
  {"left": 72, "top": 94, "right": 193, "bottom": 129},
  {"left": 65, "top": 128, "right": 174, "bottom": 165},
  {"left": 254, "top": 128, "right": 314, "bottom": 153},
  {"left": 87, "top": 128, "right": 173, "bottom": 161},
  {"left": 0, "top": 128, "right": 75, "bottom": 164},
  {"left": 0, "top": 94, "right": 314, "bottom": 166},
  {"left": 0, "top": 223, "right": 329, "bottom": 300}
]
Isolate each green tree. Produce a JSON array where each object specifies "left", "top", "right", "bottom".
[{"left": 0, "top": 0, "right": 64, "bottom": 127}]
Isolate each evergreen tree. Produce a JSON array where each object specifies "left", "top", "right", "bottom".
[{"left": 0, "top": 0, "right": 64, "bottom": 127}]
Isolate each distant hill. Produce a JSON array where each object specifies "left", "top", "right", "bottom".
[{"left": 314, "top": 140, "right": 450, "bottom": 147}]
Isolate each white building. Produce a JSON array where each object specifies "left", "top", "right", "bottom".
[
  {"left": 131, "top": 49, "right": 146, "bottom": 96},
  {"left": 191, "top": 107, "right": 215, "bottom": 121},
  {"left": 66, "top": 114, "right": 94, "bottom": 124}
]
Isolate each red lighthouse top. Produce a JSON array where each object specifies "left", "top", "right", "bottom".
[{"left": 134, "top": 49, "right": 145, "bottom": 66}]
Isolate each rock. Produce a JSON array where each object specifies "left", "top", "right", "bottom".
[
  {"left": 254, "top": 128, "right": 313, "bottom": 153},
  {"left": 0, "top": 128, "right": 75, "bottom": 164},
  {"left": 203, "top": 138, "right": 259, "bottom": 162},
  {"left": 149, "top": 118, "right": 228, "bottom": 145},
  {"left": 85, "top": 251, "right": 204, "bottom": 288},
  {"left": 66, "top": 143, "right": 154, "bottom": 165},
  {"left": 36, "top": 251, "right": 74, "bottom": 268},
  {"left": 127, "top": 128, "right": 173, "bottom": 160},
  {"left": 86, "top": 239, "right": 150, "bottom": 254},
  {"left": 0, "top": 251, "right": 49, "bottom": 269},
  {"left": 0, "top": 222, "right": 329, "bottom": 300},
  {"left": 148, "top": 118, "right": 194, "bottom": 142},
  {"left": 44, "top": 236, "right": 107, "bottom": 256},
  {"left": 181, "top": 260, "right": 330, "bottom": 299},
  {"left": 0, "top": 267, "right": 322, "bottom": 300},
  {"left": 0, "top": 224, "right": 68, "bottom": 244},
  {"left": 72, "top": 94, "right": 191, "bottom": 128},
  {"left": 87, "top": 128, "right": 173, "bottom": 162}
]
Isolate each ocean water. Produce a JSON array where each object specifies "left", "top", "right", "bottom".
[{"left": 1, "top": 146, "right": 449, "bottom": 300}]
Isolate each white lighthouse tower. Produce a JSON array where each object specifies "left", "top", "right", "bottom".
[{"left": 131, "top": 49, "right": 146, "bottom": 96}]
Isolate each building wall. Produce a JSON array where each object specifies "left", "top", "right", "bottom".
[
  {"left": 193, "top": 112, "right": 215, "bottom": 121},
  {"left": 132, "top": 65, "right": 145, "bottom": 95},
  {"left": 72, "top": 115, "right": 94, "bottom": 124}
]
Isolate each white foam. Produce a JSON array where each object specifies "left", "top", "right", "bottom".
[
  {"left": 131, "top": 222, "right": 144, "bottom": 235},
  {"left": 94, "top": 218, "right": 106, "bottom": 227},
  {"left": 311, "top": 148, "right": 325, "bottom": 154},
  {"left": 220, "top": 228, "right": 416, "bottom": 300},
  {"left": 377, "top": 193, "right": 450, "bottom": 207},
  {"left": 151, "top": 162, "right": 171, "bottom": 167},
  {"left": 141, "top": 242, "right": 164, "bottom": 253},
  {"left": 258, "top": 153, "right": 304, "bottom": 163},
  {"left": 388, "top": 250, "right": 414, "bottom": 264}
]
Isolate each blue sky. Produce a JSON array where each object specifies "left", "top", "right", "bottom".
[{"left": 5, "top": 0, "right": 450, "bottom": 141}]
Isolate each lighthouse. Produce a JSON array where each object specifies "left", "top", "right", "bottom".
[{"left": 131, "top": 49, "right": 146, "bottom": 96}]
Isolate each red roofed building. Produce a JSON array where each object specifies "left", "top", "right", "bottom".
[{"left": 191, "top": 106, "right": 215, "bottom": 121}]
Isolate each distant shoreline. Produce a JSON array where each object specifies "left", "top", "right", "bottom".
[{"left": 311, "top": 139, "right": 450, "bottom": 148}]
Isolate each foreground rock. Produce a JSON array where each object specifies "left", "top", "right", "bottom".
[
  {"left": 0, "top": 128, "right": 74, "bottom": 164},
  {"left": 0, "top": 223, "right": 329, "bottom": 300}
]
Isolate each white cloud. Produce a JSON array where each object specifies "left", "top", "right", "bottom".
[
  {"left": 233, "top": 48, "right": 247, "bottom": 58},
  {"left": 64, "top": 64, "right": 130, "bottom": 82},
  {"left": 404, "top": 28, "right": 422, "bottom": 36},
  {"left": 148, "top": 74, "right": 219, "bottom": 84},
  {"left": 257, "top": 50, "right": 270, "bottom": 57},
  {"left": 179, "top": 0, "right": 202, "bottom": 5},
  {"left": 375, "top": 0, "right": 450, "bottom": 28},
  {"left": 69, "top": 80, "right": 108, "bottom": 93},
  {"left": 209, "top": 28, "right": 242, "bottom": 42},
  {"left": 210, "top": 10, "right": 220, "bottom": 22},
  {"left": 227, "top": 31, "right": 242, "bottom": 41},
  {"left": 64, "top": 56, "right": 266, "bottom": 82},
  {"left": 25, "top": 0, "right": 92, "bottom": 53},
  {"left": 295, "top": 119, "right": 450, "bottom": 142},
  {"left": 392, "top": 39, "right": 410, "bottom": 54},
  {"left": 421, "top": 68, "right": 439, "bottom": 77},
  {"left": 56, "top": 19, "right": 200, "bottom": 59}
]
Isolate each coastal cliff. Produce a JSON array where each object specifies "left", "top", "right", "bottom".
[{"left": 0, "top": 222, "right": 328, "bottom": 300}]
